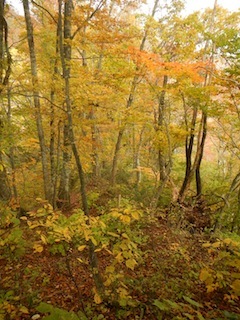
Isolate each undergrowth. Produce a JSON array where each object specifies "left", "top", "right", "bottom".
[{"left": 0, "top": 200, "right": 240, "bottom": 320}]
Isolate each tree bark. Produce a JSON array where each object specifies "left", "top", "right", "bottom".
[
  {"left": 49, "top": 0, "right": 63, "bottom": 208},
  {"left": 133, "top": 126, "right": 145, "bottom": 186},
  {"left": 7, "top": 87, "right": 18, "bottom": 200},
  {"left": 0, "top": 0, "right": 11, "bottom": 201},
  {"left": 178, "top": 93, "right": 198, "bottom": 202},
  {"left": 23, "top": 0, "right": 51, "bottom": 202},
  {"left": 59, "top": 0, "right": 103, "bottom": 294},
  {"left": 151, "top": 75, "right": 172, "bottom": 208}
]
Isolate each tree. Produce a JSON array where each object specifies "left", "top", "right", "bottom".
[
  {"left": 0, "top": 0, "right": 11, "bottom": 201},
  {"left": 178, "top": 0, "right": 218, "bottom": 202},
  {"left": 58, "top": 0, "right": 104, "bottom": 294},
  {"left": 22, "top": 0, "right": 51, "bottom": 202},
  {"left": 111, "top": 0, "right": 160, "bottom": 186}
]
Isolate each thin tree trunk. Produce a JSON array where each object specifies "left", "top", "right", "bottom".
[
  {"left": 7, "top": 87, "right": 18, "bottom": 199},
  {"left": 80, "top": 30, "right": 101, "bottom": 179},
  {"left": 133, "top": 126, "right": 145, "bottom": 186},
  {"left": 0, "top": 0, "right": 11, "bottom": 201},
  {"left": 195, "top": 112, "right": 207, "bottom": 197},
  {"left": 49, "top": 0, "right": 63, "bottom": 208},
  {"left": 89, "top": 107, "right": 100, "bottom": 178},
  {"left": 178, "top": 1, "right": 217, "bottom": 203},
  {"left": 60, "top": 0, "right": 103, "bottom": 294},
  {"left": 194, "top": 0, "right": 217, "bottom": 199},
  {"left": 157, "top": 75, "right": 168, "bottom": 182},
  {"left": 178, "top": 93, "right": 198, "bottom": 202},
  {"left": 23, "top": 0, "right": 51, "bottom": 201},
  {"left": 57, "top": 0, "right": 72, "bottom": 207},
  {"left": 151, "top": 75, "right": 172, "bottom": 208}
]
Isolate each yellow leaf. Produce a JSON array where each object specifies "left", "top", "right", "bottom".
[
  {"left": 94, "top": 292, "right": 102, "bottom": 304},
  {"left": 212, "top": 241, "right": 221, "bottom": 248},
  {"left": 124, "top": 208, "right": 131, "bottom": 215},
  {"left": 84, "top": 229, "right": 90, "bottom": 241},
  {"left": 19, "top": 306, "right": 29, "bottom": 314},
  {"left": 207, "top": 284, "right": 216, "bottom": 293},
  {"left": 131, "top": 211, "right": 140, "bottom": 220},
  {"left": 223, "top": 238, "right": 232, "bottom": 245},
  {"left": 106, "top": 265, "right": 115, "bottom": 273},
  {"left": 202, "top": 242, "right": 211, "bottom": 248},
  {"left": 120, "top": 215, "right": 131, "bottom": 224},
  {"left": 99, "top": 221, "right": 106, "bottom": 229},
  {"left": 36, "top": 198, "right": 44, "bottom": 202},
  {"left": 90, "top": 236, "right": 98, "bottom": 246},
  {"left": 126, "top": 258, "right": 137, "bottom": 270},
  {"left": 199, "top": 269, "right": 212, "bottom": 282},
  {"left": 231, "top": 279, "right": 240, "bottom": 296},
  {"left": 111, "top": 211, "right": 121, "bottom": 218},
  {"left": 40, "top": 235, "right": 47, "bottom": 244},
  {"left": 118, "top": 287, "right": 128, "bottom": 298},
  {"left": 33, "top": 243, "right": 44, "bottom": 253},
  {"left": 103, "top": 278, "right": 112, "bottom": 286},
  {"left": 78, "top": 245, "right": 87, "bottom": 252},
  {"left": 115, "top": 252, "right": 123, "bottom": 263},
  {"left": 107, "top": 231, "right": 120, "bottom": 238},
  {"left": 63, "top": 228, "right": 71, "bottom": 241}
]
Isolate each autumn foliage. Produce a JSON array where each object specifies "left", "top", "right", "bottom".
[{"left": 0, "top": 0, "right": 240, "bottom": 319}]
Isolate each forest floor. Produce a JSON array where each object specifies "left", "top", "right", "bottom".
[{"left": 1, "top": 210, "right": 240, "bottom": 320}]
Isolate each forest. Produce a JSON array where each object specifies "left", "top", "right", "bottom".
[{"left": 0, "top": 0, "right": 240, "bottom": 319}]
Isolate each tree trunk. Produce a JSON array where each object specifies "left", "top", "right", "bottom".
[
  {"left": 56, "top": 0, "right": 72, "bottom": 207},
  {"left": 89, "top": 107, "right": 101, "bottom": 178},
  {"left": 59, "top": 0, "right": 103, "bottom": 294},
  {"left": 157, "top": 75, "right": 168, "bottom": 183},
  {"left": 151, "top": 75, "right": 172, "bottom": 208},
  {"left": 0, "top": 0, "right": 11, "bottom": 201},
  {"left": 23, "top": 0, "right": 51, "bottom": 202},
  {"left": 178, "top": 1, "right": 217, "bottom": 203},
  {"left": 194, "top": 0, "right": 217, "bottom": 199},
  {"left": 178, "top": 94, "right": 198, "bottom": 202},
  {"left": 195, "top": 112, "right": 207, "bottom": 198},
  {"left": 133, "top": 126, "right": 145, "bottom": 186},
  {"left": 49, "top": 0, "right": 63, "bottom": 208},
  {"left": 7, "top": 87, "right": 18, "bottom": 200}
]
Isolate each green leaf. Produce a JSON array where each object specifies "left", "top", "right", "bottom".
[
  {"left": 36, "top": 303, "right": 79, "bottom": 319},
  {"left": 77, "top": 311, "right": 88, "bottom": 320},
  {"left": 164, "top": 299, "right": 180, "bottom": 309},
  {"left": 197, "top": 311, "right": 205, "bottom": 320},
  {"left": 183, "top": 296, "right": 203, "bottom": 308},
  {"left": 223, "top": 311, "right": 240, "bottom": 320},
  {"left": 183, "top": 313, "right": 195, "bottom": 319},
  {"left": 153, "top": 299, "right": 169, "bottom": 311}
]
